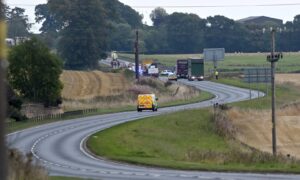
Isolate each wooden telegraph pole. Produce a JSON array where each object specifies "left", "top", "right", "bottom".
[
  {"left": 134, "top": 30, "right": 139, "bottom": 81},
  {"left": 0, "top": 0, "right": 7, "bottom": 179},
  {"left": 267, "top": 29, "right": 283, "bottom": 155}
]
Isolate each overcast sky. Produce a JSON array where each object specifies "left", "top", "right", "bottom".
[{"left": 4, "top": 0, "right": 300, "bottom": 32}]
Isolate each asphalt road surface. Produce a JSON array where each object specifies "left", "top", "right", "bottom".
[{"left": 7, "top": 80, "right": 300, "bottom": 180}]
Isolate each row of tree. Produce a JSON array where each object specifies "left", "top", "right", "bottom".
[
  {"left": 5, "top": 1, "right": 300, "bottom": 70},
  {"left": 146, "top": 8, "right": 300, "bottom": 53}
]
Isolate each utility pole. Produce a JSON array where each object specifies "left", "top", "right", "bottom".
[
  {"left": 267, "top": 29, "right": 283, "bottom": 155},
  {"left": 0, "top": 0, "right": 7, "bottom": 179},
  {"left": 134, "top": 30, "right": 139, "bottom": 81},
  {"left": 270, "top": 30, "right": 277, "bottom": 155}
]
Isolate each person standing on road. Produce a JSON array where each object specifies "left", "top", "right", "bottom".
[{"left": 215, "top": 70, "right": 219, "bottom": 80}]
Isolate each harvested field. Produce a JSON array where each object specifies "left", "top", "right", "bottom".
[
  {"left": 61, "top": 70, "right": 128, "bottom": 100},
  {"left": 227, "top": 74, "right": 300, "bottom": 158},
  {"left": 276, "top": 73, "right": 300, "bottom": 86},
  {"left": 228, "top": 104, "right": 300, "bottom": 158},
  {"left": 60, "top": 71, "right": 203, "bottom": 111}
]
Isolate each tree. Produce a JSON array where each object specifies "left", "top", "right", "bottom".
[
  {"left": 35, "top": 4, "right": 62, "bottom": 34},
  {"left": 114, "top": 1, "right": 143, "bottom": 28},
  {"left": 205, "top": 15, "right": 252, "bottom": 52},
  {"left": 6, "top": 7, "right": 31, "bottom": 39},
  {"left": 47, "top": 0, "right": 110, "bottom": 69},
  {"left": 108, "top": 23, "right": 134, "bottom": 52},
  {"left": 35, "top": 4, "right": 62, "bottom": 49},
  {"left": 144, "top": 25, "right": 169, "bottom": 53},
  {"left": 150, "top": 7, "right": 168, "bottom": 27},
  {"left": 8, "top": 37, "right": 63, "bottom": 106},
  {"left": 166, "top": 13, "right": 206, "bottom": 53}
]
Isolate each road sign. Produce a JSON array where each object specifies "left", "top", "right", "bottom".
[
  {"left": 203, "top": 48, "right": 225, "bottom": 61},
  {"left": 244, "top": 68, "right": 271, "bottom": 83}
]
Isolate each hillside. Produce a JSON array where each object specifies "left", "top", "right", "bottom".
[
  {"left": 229, "top": 74, "right": 300, "bottom": 158},
  {"left": 61, "top": 70, "right": 129, "bottom": 100},
  {"left": 60, "top": 70, "right": 205, "bottom": 111}
]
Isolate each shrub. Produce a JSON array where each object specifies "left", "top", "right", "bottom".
[
  {"left": 8, "top": 37, "right": 63, "bottom": 107},
  {"left": 212, "top": 105, "right": 236, "bottom": 138},
  {"left": 164, "top": 81, "right": 173, "bottom": 87},
  {"left": 137, "top": 77, "right": 167, "bottom": 92},
  {"left": 8, "top": 149, "right": 48, "bottom": 180},
  {"left": 123, "top": 69, "right": 135, "bottom": 80},
  {"left": 8, "top": 106, "right": 27, "bottom": 122}
]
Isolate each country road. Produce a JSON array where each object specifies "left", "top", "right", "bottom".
[{"left": 7, "top": 80, "right": 300, "bottom": 180}]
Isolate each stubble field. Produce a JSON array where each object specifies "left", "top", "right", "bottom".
[{"left": 229, "top": 73, "right": 300, "bottom": 158}]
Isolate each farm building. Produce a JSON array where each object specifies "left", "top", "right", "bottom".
[{"left": 237, "top": 16, "right": 283, "bottom": 27}]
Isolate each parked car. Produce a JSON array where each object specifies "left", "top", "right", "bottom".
[
  {"left": 160, "top": 70, "right": 174, "bottom": 76},
  {"left": 168, "top": 74, "right": 177, "bottom": 81}
]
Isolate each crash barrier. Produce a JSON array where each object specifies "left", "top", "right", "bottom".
[{"left": 6, "top": 108, "right": 99, "bottom": 129}]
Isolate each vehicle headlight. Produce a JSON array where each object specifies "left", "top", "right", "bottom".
[
  {"left": 192, "top": 76, "right": 195, "bottom": 79},
  {"left": 200, "top": 76, "right": 204, "bottom": 79}
]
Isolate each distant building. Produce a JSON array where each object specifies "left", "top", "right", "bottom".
[
  {"left": 5, "top": 37, "right": 30, "bottom": 47},
  {"left": 237, "top": 16, "right": 283, "bottom": 27},
  {"left": 5, "top": 38, "right": 15, "bottom": 47}
]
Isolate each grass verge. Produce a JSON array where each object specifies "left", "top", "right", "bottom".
[
  {"left": 86, "top": 77, "right": 300, "bottom": 173},
  {"left": 87, "top": 109, "right": 300, "bottom": 173},
  {"left": 7, "top": 91, "right": 213, "bottom": 134},
  {"left": 49, "top": 177, "right": 86, "bottom": 180},
  {"left": 211, "top": 77, "right": 300, "bottom": 109}
]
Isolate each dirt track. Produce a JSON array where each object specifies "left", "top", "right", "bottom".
[
  {"left": 231, "top": 74, "right": 300, "bottom": 158},
  {"left": 60, "top": 70, "right": 128, "bottom": 100}
]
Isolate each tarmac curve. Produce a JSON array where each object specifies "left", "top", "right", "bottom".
[{"left": 7, "top": 80, "right": 300, "bottom": 180}]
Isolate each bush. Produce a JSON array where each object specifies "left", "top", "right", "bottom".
[
  {"left": 8, "top": 149, "right": 48, "bottom": 180},
  {"left": 6, "top": 82, "right": 27, "bottom": 121},
  {"left": 123, "top": 69, "right": 135, "bottom": 80},
  {"left": 111, "top": 68, "right": 122, "bottom": 73},
  {"left": 212, "top": 106, "right": 236, "bottom": 138},
  {"left": 8, "top": 106, "right": 27, "bottom": 122},
  {"left": 164, "top": 81, "right": 173, "bottom": 87},
  {"left": 137, "top": 77, "right": 166, "bottom": 92},
  {"left": 8, "top": 98, "right": 23, "bottom": 110},
  {"left": 8, "top": 37, "right": 63, "bottom": 107}
]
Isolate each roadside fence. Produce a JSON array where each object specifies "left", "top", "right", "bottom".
[{"left": 6, "top": 108, "right": 99, "bottom": 129}]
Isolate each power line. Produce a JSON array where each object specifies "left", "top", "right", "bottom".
[
  {"left": 132, "top": 3, "right": 300, "bottom": 8},
  {"left": 5, "top": 3, "right": 300, "bottom": 8}
]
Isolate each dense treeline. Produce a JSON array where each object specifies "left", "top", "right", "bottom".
[
  {"left": 5, "top": 1, "right": 300, "bottom": 69},
  {"left": 145, "top": 9, "right": 300, "bottom": 53}
]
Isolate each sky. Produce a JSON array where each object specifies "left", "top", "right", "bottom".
[{"left": 4, "top": 0, "right": 300, "bottom": 32}]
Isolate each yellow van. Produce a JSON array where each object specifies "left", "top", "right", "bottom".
[{"left": 137, "top": 94, "right": 158, "bottom": 112}]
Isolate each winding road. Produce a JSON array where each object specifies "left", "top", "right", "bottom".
[{"left": 7, "top": 80, "right": 300, "bottom": 180}]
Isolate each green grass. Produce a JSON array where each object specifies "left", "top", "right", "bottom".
[
  {"left": 87, "top": 108, "right": 300, "bottom": 173},
  {"left": 120, "top": 53, "right": 300, "bottom": 73},
  {"left": 159, "top": 90, "right": 213, "bottom": 107},
  {"left": 211, "top": 77, "right": 300, "bottom": 109},
  {"left": 7, "top": 91, "right": 213, "bottom": 133},
  {"left": 87, "top": 110, "right": 229, "bottom": 167},
  {"left": 50, "top": 177, "right": 86, "bottom": 180},
  {"left": 86, "top": 76, "right": 300, "bottom": 173}
]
